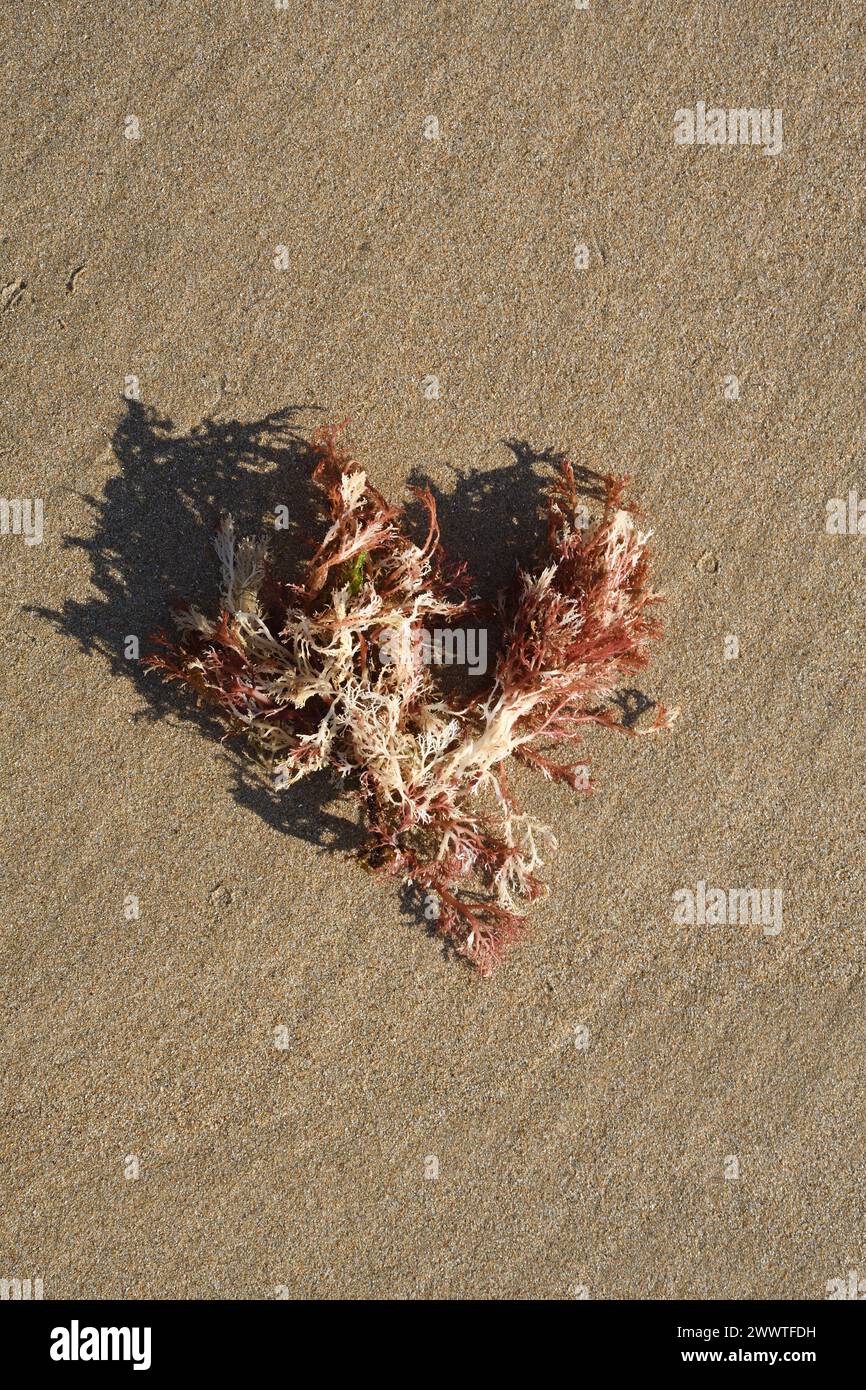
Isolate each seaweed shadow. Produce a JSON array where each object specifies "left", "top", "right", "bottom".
[{"left": 35, "top": 403, "right": 631, "bottom": 859}]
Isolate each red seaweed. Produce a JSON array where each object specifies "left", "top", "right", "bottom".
[{"left": 144, "top": 425, "right": 676, "bottom": 973}]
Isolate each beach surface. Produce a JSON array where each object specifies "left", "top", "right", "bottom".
[{"left": 1, "top": 1, "right": 863, "bottom": 1298}]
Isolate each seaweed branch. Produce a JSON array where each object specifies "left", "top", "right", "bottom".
[{"left": 144, "top": 426, "right": 676, "bottom": 974}]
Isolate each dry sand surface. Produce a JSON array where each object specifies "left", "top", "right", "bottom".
[{"left": 1, "top": 1, "right": 864, "bottom": 1299}]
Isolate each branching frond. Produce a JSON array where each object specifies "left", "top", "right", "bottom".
[{"left": 144, "top": 425, "right": 675, "bottom": 974}]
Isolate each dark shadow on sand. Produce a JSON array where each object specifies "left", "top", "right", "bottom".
[{"left": 35, "top": 401, "right": 651, "bottom": 865}]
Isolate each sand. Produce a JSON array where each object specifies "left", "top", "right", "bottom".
[{"left": 1, "top": 0, "right": 864, "bottom": 1299}]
